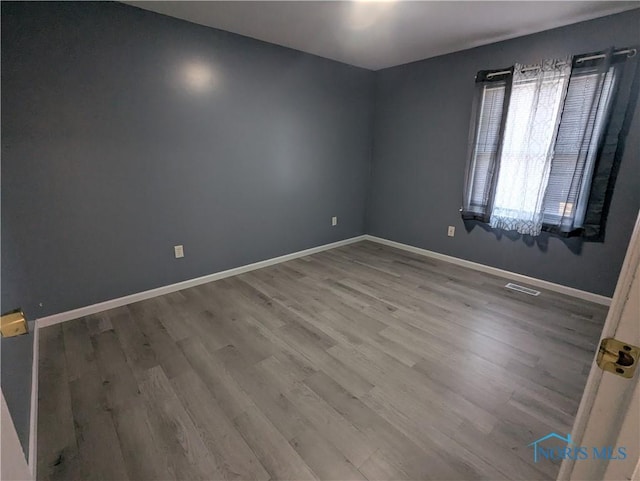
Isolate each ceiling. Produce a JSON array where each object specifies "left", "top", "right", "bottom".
[{"left": 125, "top": 1, "right": 639, "bottom": 70}]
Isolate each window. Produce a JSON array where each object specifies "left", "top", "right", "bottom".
[{"left": 462, "top": 47, "right": 637, "bottom": 239}]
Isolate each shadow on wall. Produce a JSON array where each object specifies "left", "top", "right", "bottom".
[{"left": 463, "top": 220, "right": 585, "bottom": 255}]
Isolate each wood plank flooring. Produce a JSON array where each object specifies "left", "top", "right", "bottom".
[{"left": 37, "top": 241, "right": 608, "bottom": 480}]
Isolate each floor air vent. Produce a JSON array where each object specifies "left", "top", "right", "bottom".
[{"left": 505, "top": 283, "right": 541, "bottom": 296}]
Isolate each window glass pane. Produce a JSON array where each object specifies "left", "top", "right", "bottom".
[
  {"left": 468, "top": 84, "right": 505, "bottom": 209},
  {"left": 542, "top": 68, "right": 616, "bottom": 228}
]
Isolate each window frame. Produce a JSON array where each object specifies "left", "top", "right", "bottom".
[{"left": 461, "top": 47, "right": 637, "bottom": 240}]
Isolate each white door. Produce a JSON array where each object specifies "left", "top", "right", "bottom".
[
  {"left": 558, "top": 211, "right": 640, "bottom": 481},
  {"left": 1, "top": 390, "right": 31, "bottom": 481}
]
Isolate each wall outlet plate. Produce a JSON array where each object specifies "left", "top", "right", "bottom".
[
  {"left": 174, "top": 245, "right": 184, "bottom": 258},
  {"left": 332, "top": 216, "right": 338, "bottom": 226},
  {"left": 447, "top": 226, "right": 455, "bottom": 237}
]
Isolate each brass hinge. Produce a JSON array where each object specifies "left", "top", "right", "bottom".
[
  {"left": 596, "top": 338, "right": 639, "bottom": 379},
  {"left": 0, "top": 309, "right": 29, "bottom": 337}
]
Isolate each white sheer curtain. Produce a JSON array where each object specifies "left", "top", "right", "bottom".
[{"left": 490, "top": 59, "right": 571, "bottom": 235}]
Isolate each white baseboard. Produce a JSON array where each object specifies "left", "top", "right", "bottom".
[
  {"left": 30, "top": 235, "right": 362, "bottom": 471},
  {"left": 36, "top": 232, "right": 611, "bottom": 329},
  {"left": 363, "top": 235, "right": 612, "bottom": 306},
  {"left": 27, "top": 231, "right": 609, "bottom": 475},
  {"left": 36, "top": 235, "right": 367, "bottom": 329},
  {"left": 28, "top": 323, "right": 39, "bottom": 479}
]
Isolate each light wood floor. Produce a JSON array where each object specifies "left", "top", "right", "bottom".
[{"left": 37, "top": 241, "right": 607, "bottom": 481}]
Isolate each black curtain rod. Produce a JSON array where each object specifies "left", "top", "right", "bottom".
[{"left": 485, "top": 48, "right": 637, "bottom": 79}]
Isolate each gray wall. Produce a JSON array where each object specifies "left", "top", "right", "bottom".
[
  {"left": 2, "top": 0, "right": 638, "bottom": 460},
  {"left": 1, "top": 1, "right": 374, "bottom": 454},
  {"left": 368, "top": 9, "right": 640, "bottom": 298}
]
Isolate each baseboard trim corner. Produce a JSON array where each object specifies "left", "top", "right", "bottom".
[
  {"left": 28, "top": 322, "right": 39, "bottom": 479},
  {"left": 36, "top": 235, "right": 367, "bottom": 329},
  {"left": 363, "top": 235, "right": 612, "bottom": 306}
]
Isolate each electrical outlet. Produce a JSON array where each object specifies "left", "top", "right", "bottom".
[
  {"left": 174, "top": 245, "right": 184, "bottom": 258},
  {"left": 332, "top": 216, "right": 338, "bottom": 226},
  {"left": 447, "top": 226, "right": 455, "bottom": 237}
]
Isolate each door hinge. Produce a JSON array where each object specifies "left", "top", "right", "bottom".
[
  {"left": 0, "top": 309, "right": 28, "bottom": 337},
  {"left": 596, "top": 338, "right": 639, "bottom": 379}
]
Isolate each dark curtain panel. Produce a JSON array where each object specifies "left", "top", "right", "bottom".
[
  {"left": 581, "top": 48, "right": 639, "bottom": 240},
  {"left": 542, "top": 47, "right": 639, "bottom": 239},
  {"left": 461, "top": 67, "right": 513, "bottom": 222}
]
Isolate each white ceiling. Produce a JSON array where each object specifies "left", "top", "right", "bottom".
[{"left": 125, "top": 1, "right": 639, "bottom": 70}]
